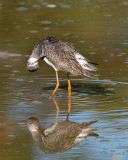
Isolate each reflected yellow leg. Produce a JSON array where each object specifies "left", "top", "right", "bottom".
[
  {"left": 52, "top": 97, "right": 59, "bottom": 123},
  {"left": 52, "top": 71, "right": 59, "bottom": 97},
  {"left": 68, "top": 95, "right": 71, "bottom": 114}
]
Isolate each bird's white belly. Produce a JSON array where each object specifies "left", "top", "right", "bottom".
[{"left": 44, "top": 57, "right": 58, "bottom": 71}]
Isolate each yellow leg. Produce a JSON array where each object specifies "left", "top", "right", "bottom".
[
  {"left": 67, "top": 72, "right": 71, "bottom": 98},
  {"left": 52, "top": 97, "right": 59, "bottom": 123},
  {"left": 52, "top": 71, "right": 59, "bottom": 97},
  {"left": 67, "top": 72, "right": 71, "bottom": 114}
]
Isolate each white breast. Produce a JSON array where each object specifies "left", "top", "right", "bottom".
[{"left": 44, "top": 57, "right": 58, "bottom": 71}]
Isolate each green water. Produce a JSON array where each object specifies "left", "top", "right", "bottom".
[{"left": 0, "top": 0, "right": 128, "bottom": 160}]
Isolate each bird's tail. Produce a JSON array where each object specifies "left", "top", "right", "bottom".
[
  {"left": 81, "top": 120, "right": 98, "bottom": 128},
  {"left": 78, "top": 120, "right": 98, "bottom": 137},
  {"left": 83, "top": 70, "right": 99, "bottom": 80},
  {"left": 76, "top": 127, "right": 97, "bottom": 140},
  {"left": 83, "top": 61, "right": 98, "bottom": 71}
]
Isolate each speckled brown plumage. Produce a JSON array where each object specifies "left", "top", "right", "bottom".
[
  {"left": 27, "top": 36, "right": 98, "bottom": 79},
  {"left": 43, "top": 37, "right": 98, "bottom": 79},
  {"left": 27, "top": 117, "right": 98, "bottom": 154},
  {"left": 27, "top": 36, "right": 99, "bottom": 96}
]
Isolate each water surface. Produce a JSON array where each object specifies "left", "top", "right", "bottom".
[{"left": 0, "top": 0, "right": 128, "bottom": 160}]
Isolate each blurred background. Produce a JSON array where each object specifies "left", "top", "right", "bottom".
[{"left": 0, "top": 0, "right": 128, "bottom": 160}]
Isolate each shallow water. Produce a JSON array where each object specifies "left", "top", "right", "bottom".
[{"left": 0, "top": 0, "right": 128, "bottom": 160}]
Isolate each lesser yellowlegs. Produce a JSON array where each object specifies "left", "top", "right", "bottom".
[{"left": 27, "top": 36, "right": 98, "bottom": 97}]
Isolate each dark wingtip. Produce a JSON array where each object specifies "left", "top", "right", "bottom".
[
  {"left": 88, "top": 132, "right": 99, "bottom": 137},
  {"left": 88, "top": 62, "right": 98, "bottom": 65}
]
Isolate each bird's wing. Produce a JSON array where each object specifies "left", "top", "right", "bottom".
[
  {"left": 43, "top": 40, "right": 98, "bottom": 76},
  {"left": 43, "top": 41, "right": 83, "bottom": 75},
  {"left": 57, "top": 41, "right": 98, "bottom": 71},
  {"left": 56, "top": 41, "right": 78, "bottom": 60}
]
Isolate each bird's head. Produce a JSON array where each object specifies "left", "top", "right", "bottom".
[
  {"left": 27, "top": 40, "right": 45, "bottom": 72},
  {"left": 27, "top": 117, "right": 40, "bottom": 132},
  {"left": 27, "top": 57, "right": 40, "bottom": 72}
]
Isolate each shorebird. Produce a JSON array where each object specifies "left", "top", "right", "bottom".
[
  {"left": 27, "top": 36, "right": 98, "bottom": 97},
  {"left": 27, "top": 117, "right": 98, "bottom": 153}
]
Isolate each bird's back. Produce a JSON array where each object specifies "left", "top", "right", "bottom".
[{"left": 41, "top": 36, "right": 98, "bottom": 79}]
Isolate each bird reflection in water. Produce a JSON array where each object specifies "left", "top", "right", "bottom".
[{"left": 27, "top": 97, "right": 98, "bottom": 154}]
